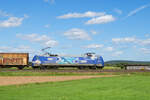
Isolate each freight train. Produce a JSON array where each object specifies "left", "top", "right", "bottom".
[{"left": 0, "top": 52, "right": 104, "bottom": 70}]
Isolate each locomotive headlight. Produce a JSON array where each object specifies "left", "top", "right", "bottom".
[
  {"left": 34, "top": 60, "right": 41, "bottom": 64},
  {"left": 80, "top": 60, "right": 87, "bottom": 63},
  {"left": 91, "top": 56, "right": 97, "bottom": 60}
]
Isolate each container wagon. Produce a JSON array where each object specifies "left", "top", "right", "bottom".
[
  {"left": 32, "top": 53, "right": 104, "bottom": 69},
  {"left": 0, "top": 53, "right": 29, "bottom": 69}
]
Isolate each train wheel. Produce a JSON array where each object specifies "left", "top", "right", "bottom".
[
  {"left": 90, "top": 65, "right": 97, "bottom": 70},
  {"left": 96, "top": 66, "right": 102, "bottom": 70},
  {"left": 40, "top": 66, "right": 46, "bottom": 70},
  {"left": 78, "top": 66, "right": 84, "bottom": 70},
  {"left": 17, "top": 66, "right": 24, "bottom": 70},
  {"left": 53, "top": 66, "right": 58, "bottom": 69},
  {"left": 99, "top": 67, "right": 103, "bottom": 69},
  {"left": 47, "top": 67, "right": 54, "bottom": 69},
  {"left": 32, "top": 66, "right": 39, "bottom": 69},
  {"left": 47, "top": 66, "right": 58, "bottom": 69}
]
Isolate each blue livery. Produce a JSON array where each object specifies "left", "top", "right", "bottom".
[{"left": 32, "top": 53, "right": 104, "bottom": 69}]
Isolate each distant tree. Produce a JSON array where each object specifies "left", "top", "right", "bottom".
[
  {"left": 115, "top": 63, "right": 128, "bottom": 69},
  {"left": 104, "top": 64, "right": 112, "bottom": 66}
]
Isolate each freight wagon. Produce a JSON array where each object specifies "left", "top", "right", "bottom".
[
  {"left": 0, "top": 53, "right": 29, "bottom": 69},
  {"left": 32, "top": 53, "right": 104, "bottom": 69}
]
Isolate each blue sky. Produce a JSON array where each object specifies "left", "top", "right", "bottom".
[{"left": 0, "top": 0, "right": 150, "bottom": 61}]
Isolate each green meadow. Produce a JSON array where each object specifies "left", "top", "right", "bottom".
[{"left": 0, "top": 73, "right": 150, "bottom": 100}]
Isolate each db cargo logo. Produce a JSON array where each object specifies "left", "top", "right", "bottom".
[{"left": 3, "top": 58, "right": 23, "bottom": 65}]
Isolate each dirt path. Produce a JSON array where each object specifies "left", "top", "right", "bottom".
[{"left": 0, "top": 75, "right": 117, "bottom": 86}]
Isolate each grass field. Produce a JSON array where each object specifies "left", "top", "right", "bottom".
[
  {"left": 0, "top": 73, "right": 150, "bottom": 100},
  {"left": 0, "top": 66, "right": 121, "bottom": 76},
  {"left": 103, "top": 66, "right": 121, "bottom": 69},
  {"left": 0, "top": 71, "right": 109, "bottom": 76}
]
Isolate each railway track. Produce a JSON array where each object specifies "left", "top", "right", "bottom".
[{"left": 1, "top": 68, "right": 150, "bottom": 73}]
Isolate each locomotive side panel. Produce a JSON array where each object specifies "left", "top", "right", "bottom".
[{"left": 32, "top": 55, "right": 104, "bottom": 69}]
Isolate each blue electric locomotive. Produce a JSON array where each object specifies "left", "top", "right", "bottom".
[{"left": 32, "top": 53, "right": 104, "bottom": 69}]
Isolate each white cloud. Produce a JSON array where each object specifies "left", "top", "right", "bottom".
[
  {"left": 91, "top": 30, "right": 97, "bottom": 35},
  {"left": 114, "top": 8, "right": 122, "bottom": 14},
  {"left": 140, "top": 39, "right": 150, "bottom": 46},
  {"left": 0, "top": 46, "right": 34, "bottom": 53},
  {"left": 112, "top": 37, "right": 150, "bottom": 55},
  {"left": 23, "top": 14, "right": 29, "bottom": 19},
  {"left": 127, "top": 4, "right": 149, "bottom": 17},
  {"left": 57, "top": 11, "right": 105, "bottom": 19},
  {"left": 83, "top": 44, "right": 103, "bottom": 49},
  {"left": 0, "top": 15, "right": 27, "bottom": 28},
  {"left": 112, "top": 51, "right": 123, "bottom": 56},
  {"left": 16, "top": 33, "right": 58, "bottom": 47},
  {"left": 112, "top": 37, "right": 136, "bottom": 43},
  {"left": 85, "top": 15, "right": 115, "bottom": 25},
  {"left": 0, "top": 46, "right": 10, "bottom": 51},
  {"left": 145, "top": 34, "right": 150, "bottom": 37},
  {"left": 105, "top": 47, "right": 114, "bottom": 51},
  {"left": 12, "top": 46, "right": 33, "bottom": 52},
  {"left": 64, "top": 28, "right": 91, "bottom": 40},
  {"left": 44, "top": 24, "right": 50, "bottom": 28},
  {"left": 0, "top": 10, "right": 11, "bottom": 17},
  {"left": 140, "top": 48, "right": 150, "bottom": 54},
  {"left": 45, "top": 40, "right": 58, "bottom": 46},
  {"left": 44, "top": 0, "right": 55, "bottom": 4},
  {"left": 57, "top": 11, "right": 116, "bottom": 25}
]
